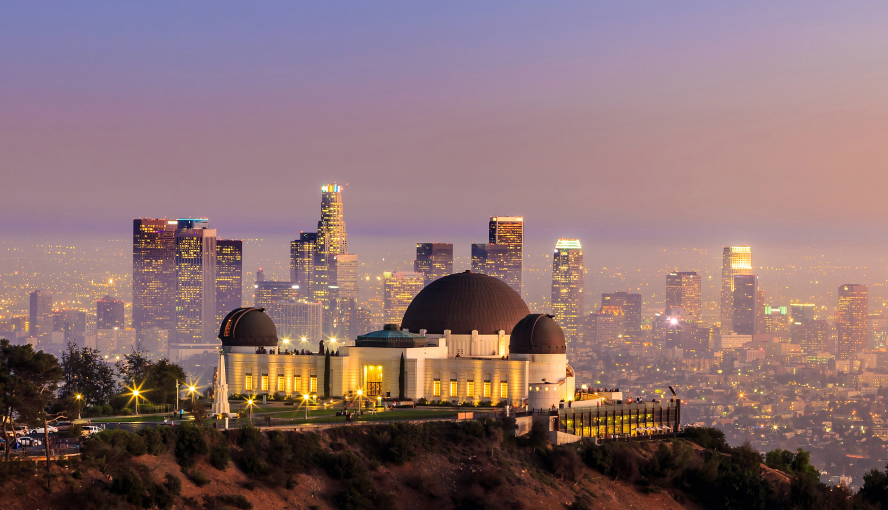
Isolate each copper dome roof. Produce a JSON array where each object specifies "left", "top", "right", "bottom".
[
  {"left": 509, "top": 314, "right": 566, "bottom": 354},
  {"left": 218, "top": 307, "right": 278, "bottom": 347},
  {"left": 400, "top": 271, "right": 530, "bottom": 335}
]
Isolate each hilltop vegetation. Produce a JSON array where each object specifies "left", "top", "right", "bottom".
[{"left": 0, "top": 421, "right": 885, "bottom": 510}]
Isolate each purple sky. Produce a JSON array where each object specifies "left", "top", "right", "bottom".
[{"left": 3, "top": 2, "right": 888, "bottom": 244}]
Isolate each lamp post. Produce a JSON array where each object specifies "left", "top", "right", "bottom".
[
  {"left": 357, "top": 389, "right": 362, "bottom": 412},
  {"left": 133, "top": 389, "right": 140, "bottom": 415},
  {"left": 377, "top": 396, "right": 381, "bottom": 410},
  {"left": 246, "top": 398, "right": 254, "bottom": 423},
  {"left": 188, "top": 385, "right": 197, "bottom": 404},
  {"left": 302, "top": 394, "right": 308, "bottom": 420},
  {"left": 75, "top": 394, "right": 83, "bottom": 420}
]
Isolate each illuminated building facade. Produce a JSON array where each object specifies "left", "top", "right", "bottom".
[
  {"left": 96, "top": 294, "right": 125, "bottom": 330},
  {"left": 383, "top": 271, "right": 424, "bottom": 326},
  {"left": 215, "top": 240, "right": 243, "bottom": 323},
  {"left": 415, "top": 243, "right": 454, "bottom": 287},
  {"left": 254, "top": 281, "right": 300, "bottom": 310},
  {"left": 312, "top": 184, "right": 348, "bottom": 305},
  {"left": 720, "top": 246, "right": 752, "bottom": 333},
  {"left": 132, "top": 218, "right": 176, "bottom": 338},
  {"left": 470, "top": 243, "right": 509, "bottom": 284},
  {"left": 173, "top": 219, "right": 217, "bottom": 359},
  {"left": 837, "top": 284, "right": 868, "bottom": 359},
  {"left": 290, "top": 232, "right": 316, "bottom": 300},
  {"left": 796, "top": 319, "right": 829, "bottom": 353},
  {"left": 488, "top": 216, "right": 523, "bottom": 296},
  {"left": 551, "top": 239, "right": 585, "bottom": 347},
  {"left": 29, "top": 290, "right": 53, "bottom": 340},
  {"left": 601, "top": 291, "right": 642, "bottom": 337},
  {"left": 665, "top": 271, "right": 701, "bottom": 322},
  {"left": 268, "top": 298, "right": 323, "bottom": 347},
  {"left": 763, "top": 305, "right": 792, "bottom": 343},
  {"left": 731, "top": 274, "right": 757, "bottom": 335}
]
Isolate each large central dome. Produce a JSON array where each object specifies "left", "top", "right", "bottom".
[{"left": 400, "top": 271, "right": 530, "bottom": 335}]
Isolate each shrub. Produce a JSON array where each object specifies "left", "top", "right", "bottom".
[
  {"left": 64, "top": 423, "right": 83, "bottom": 438},
  {"left": 237, "top": 453, "right": 271, "bottom": 479},
  {"left": 547, "top": 447, "right": 584, "bottom": 481},
  {"left": 164, "top": 473, "right": 182, "bottom": 495},
  {"left": 109, "top": 470, "right": 145, "bottom": 506},
  {"left": 206, "top": 494, "right": 253, "bottom": 509},
  {"left": 94, "top": 429, "right": 147, "bottom": 456},
  {"left": 386, "top": 433, "right": 416, "bottom": 465},
  {"left": 236, "top": 425, "right": 263, "bottom": 448},
  {"left": 188, "top": 469, "right": 211, "bottom": 487},
  {"left": 683, "top": 427, "right": 731, "bottom": 453},
  {"left": 138, "top": 426, "right": 175, "bottom": 455},
  {"left": 326, "top": 451, "right": 367, "bottom": 480},
  {"left": 174, "top": 423, "right": 208, "bottom": 468},
  {"left": 210, "top": 443, "right": 230, "bottom": 470}
]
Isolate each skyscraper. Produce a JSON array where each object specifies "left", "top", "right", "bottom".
[
  {"left": 488, "top": 216, "right": 523, "bottom": 296},
  {"left": 721, "top": 246, "right": 752, "bottom": 333},
  {"left": 254, "top": 281, "right": 300, "bottom": 310},
  {"left": 172, "top": 219, "right": 217, "bottom": 359},
  {"left": 215, "top": 240, "right": 243, "bottom": 322},
  {"left": 268, "top": 298, "right": 324, "bottom": 347},
  {"left": 731, "top": 274, "right": 757, "bottom": 335},
  {"left": 29, "top": 290, "right": 53, "bottom": 340},
  {"left": 311, "top": 185, "right": 348, "bottom": 305},
  {"left": 551, "top": 239, "right": 585, "bottom": 346},
  {"left": 290, "top": 232, "right": 317, "bottom": 300},
  {"left": 96, "top": 295, "right": 125, "bottom": 330},
  {"left": 665, "top": 271, "right": 702, "bottom": 322},
  {"left": 837, "top": 284, "right": 868, "bottom": 359},
  {"left": 383, "top": 272, "right": 424, "bottom": 326},
  {"left": 470, "top": 243, "right": 509, "bottom": 283},
  {"left": 415, "top": 243, "right": 454, "bottom": 287},
  {"left": 132, "top": 218, "right": 176, "bottom": 338},
  {"left": 763, "top": 305, "right": 791, "bottom": 342},
  {"left": 600, "top": 291, "right": 642, "bottom": 337}
]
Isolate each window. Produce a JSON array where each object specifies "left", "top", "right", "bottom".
[
  {"left": 310, "top": 375, "right": 317, "bottom": 393},
  {"left": 364, "top": 365, "right": 384, "bottom": 396},
  {"left": 500, "top": 381, "right": 508, "bottom": 398},
  {"left": 467, "top": 381, "right": 475, "bottom": 397},
  {"left": 245, "top": 374, "right": 253, "bottom": 391},
  {"left": 450, "top": 379, "right": 458, "bottom": 396},
  {"left": 261, "top": 375, "right": 269, "bottom": 392},
  {"left": 483, "top": 381, "right": 491, "bottom": 398},
  {"left": 277, "top": 375, "right": 285, "bottom": 392},
  {"left": 294, "top": 375, "right": 302, "bottom": 393},
  {"left": 433, "top": 379, "right": 441, "bottom": 397}
]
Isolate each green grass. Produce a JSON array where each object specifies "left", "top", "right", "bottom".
[{"left": 89, "top": 415, "right": 183, "bottom": 423}]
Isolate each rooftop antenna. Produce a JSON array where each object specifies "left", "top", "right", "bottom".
[{"left": 668, "top": 386, "right": 676, "bottom": 396}]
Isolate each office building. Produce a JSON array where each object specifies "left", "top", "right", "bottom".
[
  {"left": 487, "top": 216, "right": 523, "bottom": 296},
  {"left": 600, "top": 291, "right": 642, "bottom": 337},
  {"left": 216, "top": 240, "right": 243, "bottom": 322},
  {"left": 267, "top": 298, "right": 324, "bottom": 348},
  {"left": 755, "top": 290, "right": 766, "bottom": 335},
  {"left": 731, "top": 274, "right": 757, "bottom": 335},
  {"left": 720, "top": 246, "right": 752, "bottom": 333},
  {"left": 383, "top": 271, "right": 424, "bottom": 326},
  {"left": 254, "top": 281, "right": 300, "bottom": 310},
  {"left": 172, "top": 219, "right": 217, "bottom": 360},
  {"left": 256, "top": 268, "right": 265, "bottom": 283},
  {"left": 796, "top": 320, "right": 829, "bottom": 353},
  {"left": 290, "top": 232, "right": 316, "bottom": 300},
  {"left": 96, "top": 295, "right": 125, "bottom": 330},
  {"left": 470, "top": 243, "right": 510, "bottom": 284},
  {"left": 763, "top": 306, "right": 791, "bottom": 343},
  {"left": 665, "top": 271, "right": 702, "bottom": 322},
  {"left": 790, "top": 303, "right": 816, "bottom": 323},
  {"left": 29, "top": 290, "right": 53, "bottom": 340},
  {"left": 837, "top": 284, "right": 868, "bottom": 359},
  {"left": 415, "top": 243, "right": 454, "bottom": 287},
  {"left": 551, "top": 239, "right": 585, "bottom": 346},
  {"left": 132, "top": 218, "right": 176, "bottom": 337}
]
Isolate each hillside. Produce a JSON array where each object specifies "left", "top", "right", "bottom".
[{"left": 0, "top": 421, "right": 850, "bottom": 510}]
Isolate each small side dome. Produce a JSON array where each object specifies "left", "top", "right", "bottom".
[
  {"left": 509, "top": 314, "right": 566, "bottom": 354},
  {"left": 218, "top": 307, "right": 278, "bottom": 347}
]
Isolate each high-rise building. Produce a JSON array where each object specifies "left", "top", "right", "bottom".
[
  {"left": 763, "top": 305, "right": 791, "bottom": 342},
  {"left": 132, "top": 218, "right": 176, "bottom": 338},
  {"left": 415, "top": 243, "right": 454, "bottom": 287},
  {"left": 255, "top": 268, "right": 265, "bottom": 283},
  {"left": 790, "top": 303, "right": 816, "bottom": 324},
  {"left": 720, "top": 246, "right": 752, "bottom": 333},
  {"left": 96, "top": 295, "right": 125, "bottom": 330},
  {"left": 172, "top": 219, "right": 217, "bottom": 359},
  {"left": 836, "top": 284, "right": 868, "bottom": 359},
  {"left": 383, "top": 272, "right": 424, "bottom": 326},
  {"left": 488, "top": 216, "right": 523, "bottom": 296},
  {"left": 731, "top": 274, "right": 757, "bottom": 335},
  {"left": 215, "top": 240, "right": 243, "bottom": 322},
  {"left": 312, "top": 184, "right": 347, "bottom": 305},
  {"left": 290, "top": 232, "right": 317, "bottom": 300},
  {"left": 796, "top": 319, "right": 829, "bottom": 353},
  {"left": 665, "top": 271, "right": 702, "bottom": 321},
  {"left": 755, "top": 290, "right": 766, "bottom": 335},
  {"left": 600, "top": 291, "right": 642, "bottom": 337},
  {"left": 551, "top": 239, "right": 585, "bottom": 346},
  {"left": 254, "top": 281, "right": 300, "bottom": 310},
  {"left": 268, "top": 298, "right": 324, "bottom": 347},
  {"left": 470, "top": 243, "right": 509, "bottom": 284},
  {"left": 29, "top": 290, "right": 53, "bottom": 340}
]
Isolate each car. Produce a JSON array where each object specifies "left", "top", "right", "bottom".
[
  {"left": 81, "top": 425, "right": 102, "bottom": 435},
  {"left": 17, "top": 436, "right": 42, "bottom": 447},
  {"left": 55, "top": 421, "right": 73, "bottom": 432},
  {"left": 30, "top": 426, "right": 58, "bottom": 435}
]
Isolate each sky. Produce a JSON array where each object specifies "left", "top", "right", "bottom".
[{"left": 3, "top": 1, "right": 888, "bottom": 300}]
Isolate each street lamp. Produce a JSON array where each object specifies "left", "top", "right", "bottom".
[
  {"left": 75, "top": 394, "right": 83, "bottom": 420},
  {"left": 246, "top": 398, "right": 254, "bottom": 423},
  {"left": 302, "top": 394, "right": 308, "bottom": 420},
  {"left": 357, "top": 389, "right": 362, "bottom": 411},
  {"left": 132, "top": 389, "right": 140, "bottom": 415},
  {"left": 377, "top": 396, "right": 381, "bottom": 410},
  {"left": 188, "top": 385, "right": 197, "bottom": 403}
]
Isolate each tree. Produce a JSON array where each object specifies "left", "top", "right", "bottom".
[
  {"left": 60, "top": 342, "right": 116, "bottom": 405},
  {"left": 0, "top": 339, "right": 65, "bottom": 487},
  {"left": 323, "top": 350, "right": 331, "bottom": 398},
  {"left": 398, "top": 353, "right": 406, "bottom": 400},
  {"left": 143, "top": 359, "right": 186, "bottom": 405},
  {"left": 116, "top": 347, "right": 152, "bottom": 391}
]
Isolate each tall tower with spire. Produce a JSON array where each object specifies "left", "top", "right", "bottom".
[{"left": 212, "top": 350, "right": 231, "bottom": 416}]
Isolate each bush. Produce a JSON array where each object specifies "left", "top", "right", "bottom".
[
  {"left": 94, "top": 429, "right": 147, "bottom": 456},
  {"left": 326, "top": 451, "right": 367, "bottom": 480},
  {"left": 547, "top": 447, "right": 584, "bottom": 481},
  {"left": 174, "top": 423, "right": 208, "bottom": 468},
  {"left": 188, "top": 469, "right": 211, "bottom": 487},
  {"left": 164, "top": 473, "right": 182, "bottom": 495},
  {"left": 109, "top": 470, "right": 145, "bottom": 506},
  {"left": 683, "top": 427, "right": 731, "bottom": 453},
  {"left": 64, "top": 423, "right": 83, "bottom": 438},
  {"left": 205, "top": 494, "right": 253, "bottom": 509},
  {"left": 237, "top": 425, "right": 263, "bottom": 448},
  {"left": 210, "top": 443, "right": 230, "bottom": 470},
  {"left": 138, "top": 426, "right": 175, "bottom": 455}
]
